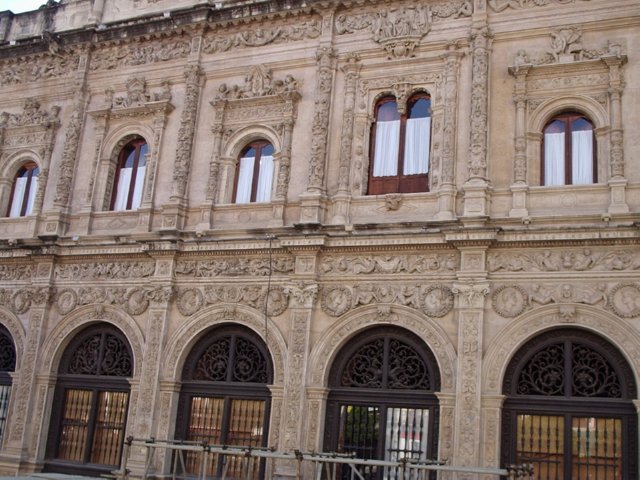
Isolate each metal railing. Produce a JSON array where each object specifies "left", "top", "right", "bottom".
[{"left": 116, "top": 437, "right": 534, "bottom": 480}]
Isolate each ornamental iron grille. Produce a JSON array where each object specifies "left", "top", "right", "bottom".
[
  {"left": 0, "top": 324, "right": 15, "bottom": 446},
  {"left": 501, "top": 328, "right": 638, "bottom": 480},
  {"left": 45, "top": 324, "right": 133, "bottom": 476},
  {"left": 325, "top": 327, "right": 440, "bottom": 480},
  {"left": 177, "top": 325, "right": 273, "bottom": 480}
]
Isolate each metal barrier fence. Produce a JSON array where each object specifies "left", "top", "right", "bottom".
[{"left": 117, "top": 437, "right": 534, "bottom": 480}]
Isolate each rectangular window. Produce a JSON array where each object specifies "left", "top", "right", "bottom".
[
  {"left": 90, "top": 391, "right": 129, "bottom": 465},
  {"left": 58, "top": 389, "right": 93, "bottom": 462}
]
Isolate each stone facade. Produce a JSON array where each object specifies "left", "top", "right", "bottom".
[{"left": 0, "top": 0, "right": 638, "bottom": 478}]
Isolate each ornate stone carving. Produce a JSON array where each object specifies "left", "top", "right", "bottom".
[
  {"left": 0, "top": 99, "right": 60, "bottom": 128},
  {"left": 172, "top": 65, "right": 202, "bottom": 200},
  {"left": 175, "top": 256, "right": 293, "bottom": 277},
  {"left": 55, "top": 288, "right": 78, "bottom": 315},
  {"left": 320, "top": 283, "right": 454, "bottom": 318},
  {"left": 202, "top": 19, "right": 322, "bottom": 54},
  {"left": 0, "top": 53, "right": 79, "bottom": 86},
  {"left": 90, "top": 38, "right": 191, "bottom": 71},
  {"left": 490, "top": 0, "right": 591, "bottom": 10},
  {"left": 216, "top": 66, "right": 301, "bottom": 101},
  {"left": 608, "top": 283, "right": 640, "bottom": 319},
  {"left": 53, "top": 286, "right": 172, "bottom": 317},
  {"left": 176, "top": 285, "right": 289, "bottom": 317},
  {"left": 335, "top": 1, "right": 472, "bottom": 58},
  {"left": 306, "top": 46, "right": 335, "bottom": 192},
  {"left": 54, "top": 97, "right": 84, "bottom": 206},
  {"left": 54, "top": 261, "right": 156, "bottom": 280},
  {"left": 453, "top": 282, "right": 490, "bottom": 309},
  {"left": 488, "top": 249, "right": 640, "bottom": 272},
  {"left": 513, "top": 28, "right": 626, "bottom": 66},
  {"left": 491, "top": 285, "right": 529, "bottom": 318},
  {"left": 321, "top": 253, "right": 457, "bottom": 274},
  {"left": 105, "top": 77, "right": 171, "bottom": 109},
  {"left": 0, "top": 264, "right": 34, "bottom": 281}
]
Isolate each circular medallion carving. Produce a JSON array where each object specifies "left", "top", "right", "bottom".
[
  {"left": 177, "top": 288, "right": 204, "bottom": 316},
  {"left": 266, "top": 287, "right": 288, "bottom": 317},
  {"left": 321, "top": 286, "right": 353, "bottom": 317},
  {"left": 608, "top": 283, "right": 640, "bottom": 318},
  {"left": 12, "top": 289, "right": 32, "bottom": 314},
  {"left": 56, "top": 288, "right": 78, "bottom": 316},
  {"left": 492, "top": 285, "right": 528, "bottom": 318},
  {"left": 422, "top": 285, "right": 454, "bottom": 317},
  {"left": 125, "top": 288, "right": 149, "bottom": 316}
]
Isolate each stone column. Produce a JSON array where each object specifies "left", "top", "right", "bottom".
[
  {"left": 603, "top": 55, "right": 629, "bottom": 214},
  {"left": 163, "top": 64, "right": 203, "bottom": 231},
  {"left": 436, "top": 43, "right": 463, "bottom": 221},
  {"left": 452, "top": 276, "right": 489, "bottom": 479},
  {"left": 199, "top": 100, "right": 226, "bottom": 231},
  {"left": 508, "top": 64, "right": 531, "bottom": 218},
  {"left": 330, "top": 53, "right": 361, "bottom": 225},
  {"left": 274, "top": 282, "right": 317, "bottom": 478},
  {"left": 480, "top": 395, "right": 505, "bottom": 477},
  {"left": 436, "top": 392, "right": 456, "bottom": 473},
  {"left": 462, "top": 25, "right": 493, "bottom": 223},
  {"left": 299, "top": 45, "right": 336, "bottom": 225}
]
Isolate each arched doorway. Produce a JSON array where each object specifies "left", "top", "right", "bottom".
[
  {"left": 501, "top": 328, "right": 638, "bottom": 479},
  {"left": 175, "top": 324, "right": 273, "bottom": 479},
  {"left": 45, "top": 323, "right": 133, "bottom": 475},
  {"left": 324, "top": 326, "right": 441, "bottom": 480},
  {"left": 0, "top": 324, "right": 16, "bottom": 445}
]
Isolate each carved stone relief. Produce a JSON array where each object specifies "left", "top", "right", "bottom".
[
  {"left": 490, "top": 0, "right": 591, "bottom": 10},
  {"left": 0, "top": 264, "right": 34, "bottom": 281},
  {"left": 176, "top": 285, "right": 289, "bottom": 317},
  {"left": 54, "top": 261, "right": 155, "bottom": 280},
  {"left": 175, "top": 256, "right": 293, "bottom": 277},
  {"left": 488, "top": 249, "right": 640, "bottom": 272},
  {"left": 90, "top": 37, "right": 191, "bottom": 71},
  {"left": 0, "top": 52, "right": 79, "bottom": 86},
  {"left": 335, "top": 1, "right": 472, "bottom": 58},
  {"left": 321, "top": 283, "right": 454, "bottom": 318},
  {"left": 320, "top": 253, "right": 457, "bottom": 274},
  {"left": 0, "top": 99, "right": 60, "bottom": 129},
  {"left": 202, "top": 18, "right": 322, "bottom": 54},
  {"left": 53, "top": 286, "right": 172, "bottom": 317}
]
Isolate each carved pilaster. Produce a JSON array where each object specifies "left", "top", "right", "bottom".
[
  {"left": 480, "top": 395, "right": 505, "bottom": 473},
  {"left": 451, "top": 281, "right": 489, "bottom": 471},
  {"left": 274, "top": 283, "right": 317, "bottom": 479}
]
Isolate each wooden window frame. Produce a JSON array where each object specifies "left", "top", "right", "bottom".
[
  {"left": 367, "top": 93, "right": 431, "bottom": 195},
  {"left": 541, "top": 111, "right": 597, "bottom": 186},
  {"left": 110, "top": 138, "right": 148, "bottom": 211},
  {"left": 6, "top": 161, "right": 39, "bottom": 217},
  {"left": 232, "top": 140, "right": 275, "bottom": 204}
]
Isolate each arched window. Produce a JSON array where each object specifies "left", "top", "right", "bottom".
[
  {"left": 233, "top": 141, "right": 275, "bottom": 204},
  {"left": 542, "top": 112, "right": 596, "bottom": 186},
  {"left": 368, "top": 94, "right": 431, "bottom": 195},
  {"left": 501, "top": 328, "right": 638, "bottom": 480},
  {"left": 0, "top": 324, "right": 16, "bottom": 445},
  {"left": 46, "top": 324, "right": 133, "bottom": 475},
  {"left": 324, "top": 327, "right": 440, "bottom": 480},
  {"left": 110, "top": 138, "right": 148, "bottom": 211},
  {"left": 176, "top": 325, "right": 273, "bottom": 479},
  {"left": 7, "top": 162, "right": 39, "bottom": 217}
]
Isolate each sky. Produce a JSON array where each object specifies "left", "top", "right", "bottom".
[{"left": 1, "top": 0, "right": 49, "bottom": 14}]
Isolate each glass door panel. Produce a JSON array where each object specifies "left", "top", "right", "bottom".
[
  {"left": 90, "top": 391, "right": 129, "bottom": 466},
  {"left": 516, "top": 414, "right": 565, "bottom": 480},
  {"left": 186, "top": 396, "right": 224, "bottom": 475},
  {"left": 571, "top": 417, "right": 622, "bottom": 480},
  {"left": 225, "top": 399, "right": 266, "bottom": 479},
  {"left": 58, "top": 389, "right": 93, "bottom": 462}
]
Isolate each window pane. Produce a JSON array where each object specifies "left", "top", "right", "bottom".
[
  {"left": 131, "top": 166, "right": 145, "bottom": 209},
  {"left": 9, "top": 177, "right": 27, "bottom": 217},
  {"left": 90, "top": 391, "right": 129, "bottom": 466},
  {"left": 113, "top": 168, "right": 133, "bottom": 211},
  {"left": 225, "top": 399, "right": 266, "bottom": 479},
  {"left": 372, "top": 120, "right": 400, "bottom": 177},
  {"left": 571, "top": 130, "right": 593, "bottom": 184},
  {"left": 408, "top": 98, "right": 430, "bottom": 119},
  {"left": 255, "top": 155, "right": 274, "bottom": 202},
  {"left": 544, "top": 132, "right": 565, "bottom": 186},
  {"left": 186, "top": 396, "right": 224, "bottom": 476},
  {"left": 516, "top": 414, "right": 565, "bottom": 480},
  {"left": 25, "top": 176, "right": 38, "bottom": 215},
  {"left": 383, "top": 408, "right": 429, "bottom": 480},
  {"left": 572, "top": 417, "right": 622, "bottom": 480},
  {"left": 58, "top": 389, "right": 93, "bottom": 462},
  {"left": 138, "top": 143, "right": 148, "bottom": 167},
  {"left": 236, "top": 156, "right": 255, "bottom": 203},
  {"left": 403, "top": 117, "right": 430, "bottom": 175},
  {"left": 338, "top": 405, "right": 380, "bottom": 480},
  {"left": 0, "top": 385, "right": 11, "bottom": 445}
]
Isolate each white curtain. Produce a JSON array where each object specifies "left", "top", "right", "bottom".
[
  {"left": 25, "top": 177, "right": 37, "bottom": 215},
  {"left": 131, "top": 166, "right": 145, "bottom": 209},
  {"left": 544, "top": 132, "right": 565, "bottom": 186},
  {"left": 403, "top": 117, "right": 431, "bottom": 175},
  {"left": 372, "top": 120, "right": 400, "bottom": 177},
  {"left": 235, "top": 156, "right": 255, "bottom": 203},
  {"left": 9, "top": 177, "right": 27, "bottom": 217},
  {"left": 113, "top": 168, "right": 132, "bottom": 211},
  {"left": 572, "top": 130, "right": 593, "bottom": 184},
  {"left": 255, "top": 155, "right": 274, "bottom": 203}
]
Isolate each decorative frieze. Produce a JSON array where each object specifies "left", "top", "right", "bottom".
[
  {"left": 176, "top": 285, "right": 289, "bottom": 317},
  {"left": 0, "top": 264, "right": 34, "bottom": 281},
  {"left": 0, "top": 99, "right": 60, "bottom": 129},
  {"left": 488, "top": 249, "right": 640, "bottom": 272},
  {"left": 54, "top": 261, "right": 156, "bottom": 280},
  {"left": 0, "top": 53, "right": 79, "bottom": 86},
  {"left": 320, "top": 253, "right": 457, "bottom": 274},
  {"left": 490, "top": 0, "right": 591, "bottom": 10},
  {"left": 202, "top": 19, "right": 322, "bottom": 54},
  {"left": 175, "top": 256, "right": 294, "bottom": 277},
  {"left": 321, "top": 283, "right": 454, "bottom": 318},
  {"left": 54, "top": 286, "right": 172, "bottom": 316},
  {"left": 90, "top": 38, "right": 190, "bottom": 71}
]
